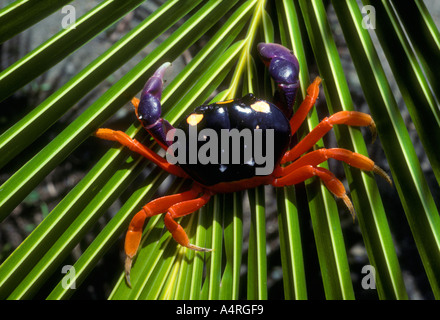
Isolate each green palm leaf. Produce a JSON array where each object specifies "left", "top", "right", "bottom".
[{"left": 1, "top": 0, "right": 439, "bottom": 300}]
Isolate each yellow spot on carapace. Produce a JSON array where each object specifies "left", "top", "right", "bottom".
[
  {"left": 216, "top": 99, "right": 234, "bottom": 105},
  {"left": 186, "top": 113, "right": 204, "bottom": 126},
  {"left": 250, "top": 100, "right": 270, "bottom": 113}
]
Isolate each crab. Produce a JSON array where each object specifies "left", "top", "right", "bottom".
[{"left": 95, "top": 43, "right": 391, "bottom": 286}]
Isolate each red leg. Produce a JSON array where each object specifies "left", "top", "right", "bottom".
[
  {"left": 276, "top": 148, "right": 392, "bottom": 185},
  {"left": 272, "top": 165, "right": 355, "bottom": 219},
  {"left": 94, "top": 128, "right": 188, "bottom": 178},
  {"left": 283, "top": 111, "right": 376, "bottom": 164},
  {"left": 163, "top": 192, "right": 213, "bottom": 251},
  {"left": 124, "top": 185, "right": 203, "bottom": 286},
  {"left": 289, "top": 77, "right": 322, "bottom": 136}
]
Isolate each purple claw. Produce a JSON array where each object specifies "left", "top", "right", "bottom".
[
  {"left": 257, "top": 43, "right": 300, "bottom": 118},
  {"left": 143, "top": 62, "right": 171, "bottom": 98},
  {"left": 137, "top": 62, "right": 174, "bottom": 147},
  {"left": 137, "top": 62, "right": 170, "bottom": 127}
]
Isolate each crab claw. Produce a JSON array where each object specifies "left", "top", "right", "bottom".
[
  {"left": 257, "top": 43, "right": 300, "bottom": 118},
  {"left": 136, "top": 62, "right": 171, "bottom": 128},
  {"left": 134, "top": 62, "right": 176, "bottom": 149}
]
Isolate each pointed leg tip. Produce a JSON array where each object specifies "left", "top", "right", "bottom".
[
  {"left": 125, "top": 256, "right": 133, "bottom": 288},
  {"left": 342, "top": 194, "right": 356, "bottom": 222},
  {"left": 369, "top": 120, "right": 377, "bottom": 144},
  {"left": 373, "top": 165, "right": 393, "bottom": 187},
  {"left": 187, "top": 244, "right": 213, "bottom": 252},
  {"left": 125, "top": 274, "right": 132, "bottom": 288}
]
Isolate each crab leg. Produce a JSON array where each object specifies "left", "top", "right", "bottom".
[
  {"left": 124, "top": 185, "right": 203, "bottom": 286},
  {"left": 163, "top": 192, "right": 213, "bottom": 252},
  {"left": 94, "top": 128, "right": 187, "bottom": 178},
  {"left": 282, "top": 111, "right": 376, "bottom": 164},
  {"left": 289, "top": 76, "right": 322, "bottom": 136},
  {"left": 276, "top": 148, "right": 392, "bottom": 186},
  {"left": 272, "top": 165, "right": 355, "bottom": 219}
]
